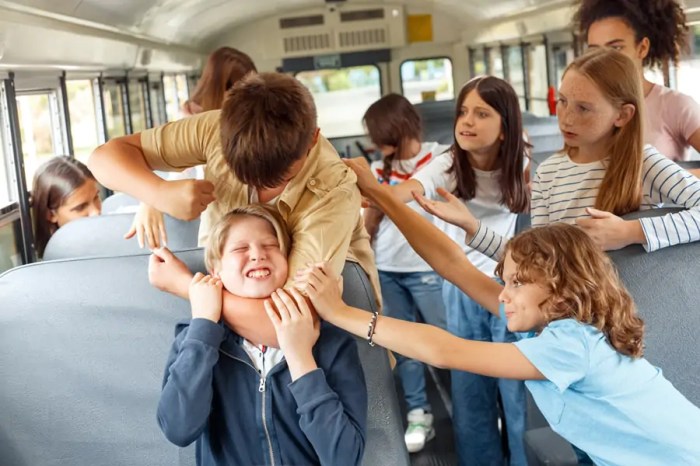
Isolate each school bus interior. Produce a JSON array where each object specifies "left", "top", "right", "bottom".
[{"left": 1, "top": 1, "right": 700, "bottom": 465}]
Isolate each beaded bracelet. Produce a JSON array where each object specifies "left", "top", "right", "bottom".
[{"left": 367, "top": 311, "right": 379, "bottom": 346}]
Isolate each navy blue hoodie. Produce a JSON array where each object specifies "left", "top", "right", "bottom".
[{"left": 157, "top": 318, "right": 367, "bottom": 466}]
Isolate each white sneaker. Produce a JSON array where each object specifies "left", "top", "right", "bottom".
[{"left": 404, "top": 408, "right": 435, "bottom": 453}]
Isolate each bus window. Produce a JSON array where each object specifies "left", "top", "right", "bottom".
[
  {"left": 470, "top": 48, "right": 487, "bottom": 77},
  {"left": 175, "top": 74, "right": 190, "bottom": 113},
  {"left": 0, "top": 87, "right": 13, "bottom": 207},
  {"left": 163, "top": 75, "right": 180, "bottom": 121},
  {"left": 149, "top": 79, "right": 167, "bottom": 127},
  {"left": 506, "top": 45, "right": 526, "bottom": 110},
  {"left": 66, "top": 80, "right": 100, "bottom": 163},
  {"left": 400, "top": 58, "right": 454, "bottom": 104},
  {"left": 128, "top": 80, "right": 147, "bottom": 133},
  {"left": 102, "top": 81, "right": 126, "bottom": 138},
  {"left": 0, "top": 150, "right": 9, "bottom": 207},
  {"left": 488, "top": 46, "right": 504, "bottom": 78},
  {"left": 552, "top": 44, "right": 574, "bottom": 91},
  {"left": 16, "top": 92, "right": 62, "bottom": 189},
  {"left": 296, "top": 66, "right": 381, "bottom": 138},
  {"left": 675, "top": 24, "right": 700, "bottom": 103},
  {"left": 528, "top": 43, "right": 550, "bottom": 116},
  {"left": 0, "top": 215, "right": 21, "bottom": 274}
]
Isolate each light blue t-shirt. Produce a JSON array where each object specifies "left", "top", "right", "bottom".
[{"left": 509, "top": 315, "right": 700, "bottom": 465}]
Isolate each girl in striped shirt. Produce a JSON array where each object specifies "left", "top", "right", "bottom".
[{"left": 414, "top": 48, "right": 700, "bottom": 259}]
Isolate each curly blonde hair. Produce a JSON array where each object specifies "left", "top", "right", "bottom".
[
  {"left": 495, "top": 223, "right": 645, "bottom": 357},
  {"left": 205, "top": 205, "right": 290, "bottom": 273}
]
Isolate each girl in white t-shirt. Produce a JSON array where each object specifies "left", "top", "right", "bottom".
[
  {"left": 348, "top": 77, "right": 530, "bottom": 466},
  {"left": 361, "top": 93, "right": 448, "bottom": 454}
]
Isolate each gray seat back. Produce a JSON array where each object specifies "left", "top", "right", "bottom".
[
  {"left": 0, "top": 253, "right": 408, "bottom": 466},
  {"left": 101, "top": 192, "right": 140, "bottom": 214},
  {"left": 43, "top": 213, "right": 200, "bottom": 260},
  {"left": 414, "top": 99, "right": 455, "bottom": 145},
  {"left": 610, "top": 207, "right": 700, "bottom": 406}
]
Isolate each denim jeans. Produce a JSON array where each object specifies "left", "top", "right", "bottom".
[
  {"left": 443, "top": 280, "right": 527, "bottom": 466},
  {"left": 379, "top": 270, "right": 446, "bottom": 412}
]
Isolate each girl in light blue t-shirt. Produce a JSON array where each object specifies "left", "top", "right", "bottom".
[{"left": 295, "top": 185, "right": 700, "bottom": 466}]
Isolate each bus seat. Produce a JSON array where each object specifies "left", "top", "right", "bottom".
[
  {"left": 524, "top": 207, "right": 700, "bottom": 465},
  {"left": 42, "top": 213, "right": 200, "bottom": 261},
  {"left": 0, "top": 252, "right": 408, "bottom": 466},
  {"left": 678, "top": 160, "right": 700, "bottom": 170},
  {"left": 101, "top": 192, "right": 139, "bottom": 214},
  {"left": 523, "top": 116, "right": 562, "bottom": 167},
  {"left": 515, "top": 213, "right": 531, "bottom": 234},
  {"left": 414, "top": 99, "right": 455, "bottom": 145}
]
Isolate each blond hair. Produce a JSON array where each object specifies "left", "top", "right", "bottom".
[
  {"left": 205, "top": 205, "right": 290, "bottom": 273},
  {"left": 495, "top": 223, "right": 645, "bottom": 357},
  {"left": 562, "top": 48, "right": 644, "bottom": 215}
]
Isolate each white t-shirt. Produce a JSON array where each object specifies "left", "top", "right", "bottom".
[
  {"left": 371, "top": 142, "right": 448, "bottom": 272},
  {"left": 412, "top": 152, "right": 517, "bottom": 276}
]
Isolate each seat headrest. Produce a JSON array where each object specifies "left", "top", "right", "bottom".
[
  {"left": 43, "top": 213, "right": 200, "bottom": 261},
  {"left": 0, "top": 255, "right": 408, "bottom": 466},
  {"left": 609, "top": 208, "right": 700, "bottom": 406}
]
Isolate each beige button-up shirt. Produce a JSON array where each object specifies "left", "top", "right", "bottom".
[{"left": 140, "top": 110, "right": 380, "bottom": 306}]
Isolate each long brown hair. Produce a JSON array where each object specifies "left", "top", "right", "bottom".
[
  {"left": 362, "top": 93, "right": 422, "bottom": 183},
  {"left": 449, "top": 76, "right": 529, "bottom": 213},
  {"left": 186, "top": 47, "right": 257, "bottom": 113},
  {"left": 562, "top": 48, "right": 643, "bottom": 215},
  {"left": 495, "top": 223, "right": 645, "bottom": 357},
  {"left": 31, "top": 157, "right": 96, "bottom": 258}
]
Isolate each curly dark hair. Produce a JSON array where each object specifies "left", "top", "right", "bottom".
[{"left": 573, "top": 0, "right": 688, "bottom": 68}]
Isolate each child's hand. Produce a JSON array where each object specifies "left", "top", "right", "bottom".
[
  {"left": 125, "top": 202, "right": 167, "bottom": 249},
  {"left": 343, "top": 157, "right": 380, "bottom": 194},
  {"left": 294, "top": 263, "right": 345, "bottom": 321},
  {"left": 413, "top": 187, "right": 479, "bottom": 236},
  {"left": 265, "top": 288, "right": 319, "bottom": 380},
  {"left": 156, "top": 179, "right": 216, "bottom": 221},
  {"left": 189, "top": 273, "right": 223, "bottom": 322},
  {"left": 149, "top": 247, "right": 193, "bottom": 298},
  {"left": 576, "top": 208, "right": 645, "bottom": 250}
]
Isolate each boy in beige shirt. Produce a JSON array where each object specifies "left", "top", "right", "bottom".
[{"left": 89, "top": 72, "right": 379, "bottom": 346}]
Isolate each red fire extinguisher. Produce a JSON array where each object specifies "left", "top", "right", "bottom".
[{"left": 547, "top": 86, "right": 557, "bottom": 116}]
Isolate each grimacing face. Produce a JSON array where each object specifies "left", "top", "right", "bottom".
[{"left": 214, "top": 215, "right": 288, "bottom": 298}]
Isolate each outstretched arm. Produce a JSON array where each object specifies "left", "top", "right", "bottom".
[
  {"left": 345, "top": 157, "right": 424, "bottom": 203},
  {"left": 88, "top": 119, "right": 216, "bottom": 221},
  {"left": 296, "top": 265, "right": 543, "bottom": 381},
  {"left": 360, "top": 181, "right": 501, "bottom": 315}
]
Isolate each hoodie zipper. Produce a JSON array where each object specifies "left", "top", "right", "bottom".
[
  {"left": 259, "top": 346, "right": 275, "bottom": 466},
  {"left": 219, "top": 347, "right": 275, "bottom": 466}
]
